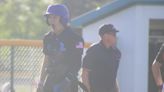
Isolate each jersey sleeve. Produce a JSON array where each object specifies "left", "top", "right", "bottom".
[
  {"left": 82, "top": 47, "right": 96, "bottom": 70},
  {"left": 116, "top": 48, "right": 122, "bottom": 62}
]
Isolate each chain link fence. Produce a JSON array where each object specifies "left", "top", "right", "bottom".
[
  {"left": 0, "top": 39, "right": 90, "bottom": 92},
  {"left": 0, "top": 40, "right": 44, "bottom": 92}
]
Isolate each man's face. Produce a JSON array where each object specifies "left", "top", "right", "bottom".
[
  {"left": 47, "top": 14, "right": 60, "bottom": 26},
  {"left": 102, "top": 32, "right": 117, "bottom": 48}
]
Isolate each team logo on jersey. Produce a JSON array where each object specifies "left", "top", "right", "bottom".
[
  {"left": 76, "top": 42, "right": 83, "bottom": 48},
  {"left": 59, "top": 42, "right": 66, "bottom": 52}
]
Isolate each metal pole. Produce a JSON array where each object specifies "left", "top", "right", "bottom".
[{"left": 10, "top": 46, "right": 15, "bottom": 92}]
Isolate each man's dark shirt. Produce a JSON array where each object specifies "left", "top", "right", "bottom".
[
  {"left": 43, "top": 27, "right": 84, "bottom": 76},
  {"left": 82, "top": 42, "right": 121, "bottom": 91}
]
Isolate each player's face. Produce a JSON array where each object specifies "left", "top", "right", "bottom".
[
  {"left": 47, "top": 14, "right": 60, "bottom": 26},
  {"left": 102, "top": 32, "right": 116, "bottom": 48}
]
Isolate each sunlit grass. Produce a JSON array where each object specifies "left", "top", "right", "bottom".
[{"left": 15, "top": 84, "right": 36, "bottom": 92}]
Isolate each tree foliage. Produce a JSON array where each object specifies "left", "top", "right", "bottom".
[
  {"left": 0, "top": 0, "right": 112, "bottom": 39},
  {"left": 63, "top": 0, "right": 113, "bottom": 18}
]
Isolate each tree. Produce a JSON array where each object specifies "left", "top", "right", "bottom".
[
  {"left": 62, "top": 0, "right": 113, "bottom": 18},
  {"left": 0, "top": 0, "right": 53, "bottom": 39},
  {"left": 0, "top": 0, "right": 113, "bottom": 39}
]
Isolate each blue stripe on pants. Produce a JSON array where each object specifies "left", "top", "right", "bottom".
[{"left": 53, "top": 79, "right": 71, "bottom": 92}]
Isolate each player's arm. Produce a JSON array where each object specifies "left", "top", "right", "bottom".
[
  {"left": 82, "top": 68, "right": 91, "bottom": 92},
  {"left": 152, "top": 60, "right": 163, "bottom": 89},
  {"left": 39, "top": 55, "right": 48, "bottom": 83},
  {"left": 39, "top": 36, "right": 49, "bottom": 84},
  {"left": 37, "top": 55, "right": 49, "bottom": 92}
]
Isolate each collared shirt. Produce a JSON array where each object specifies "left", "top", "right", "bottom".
[{"left": 82, "top": 42, "right": 121, "bottom": 90}]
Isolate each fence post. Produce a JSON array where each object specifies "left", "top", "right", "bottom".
[{"left": 10, "top": 46, "right": 15, "bottom": 92}]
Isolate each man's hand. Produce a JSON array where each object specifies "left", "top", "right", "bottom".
[
  {"left": 36, "top": 81, "right": 44, "bottom": 92},
  {"left": 82, "top": 68, "right": 91, "bottom": 92}
]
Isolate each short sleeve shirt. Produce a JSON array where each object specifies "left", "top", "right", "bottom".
[{"left": 82, "top": 42, "right": 121, "bottom": 90}]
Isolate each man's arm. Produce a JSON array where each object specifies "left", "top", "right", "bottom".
[
  {"left": 115, "top": 79, "right": 120, "bottom": 92},
  {"left": 152, "top": 60, "right": 163, "bottom": 87},
  {"left": 82, "top": 68, "right": 91, "bottom": 92}
]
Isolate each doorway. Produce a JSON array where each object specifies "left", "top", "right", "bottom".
[{"left": 148, "top": 19, "right": 164, "bottom": 92}]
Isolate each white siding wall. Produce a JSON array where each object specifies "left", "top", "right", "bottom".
[
  {"left": 134, "top": 5, "right": 164, "bottom": 92},
  {"left": 82, "top": 5, "right": 164, "bottom": 92}
]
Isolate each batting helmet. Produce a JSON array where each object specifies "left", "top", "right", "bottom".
[{"left": 44, "top": 4, "right": 70, "bottom": 25}]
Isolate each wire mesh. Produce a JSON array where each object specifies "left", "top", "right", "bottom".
[
  {"left": 0, "top": 39, "right": 90, "bottom": 92},
  {"left": 0, "top": 40, "right": 43, "bottom": 92}
]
